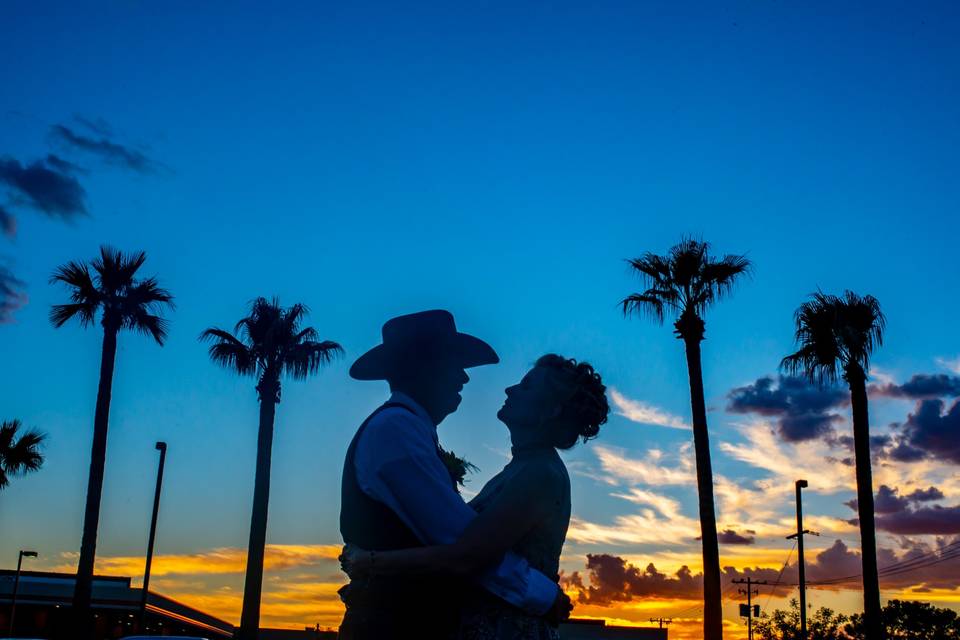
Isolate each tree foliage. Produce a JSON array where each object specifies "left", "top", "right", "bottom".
[
  {"left": 753, "top": 599, "right": 960, "bottom": 640},
  {"left": 0, "top": 419, "right": 45, "bottom": 489},
  {"left": 200, "top": 297, "right": 343, "bottom": 401},
  {"left": 50, "top": 245, "right": 174, "bottom": 342}
]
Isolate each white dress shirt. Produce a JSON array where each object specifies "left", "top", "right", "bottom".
[{"left": 352, "top": 392, "right": 559, "bottom": 615}]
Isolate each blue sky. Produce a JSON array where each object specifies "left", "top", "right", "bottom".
[{"left": 2, "top": 1, "right": 959, "bottom": 634}]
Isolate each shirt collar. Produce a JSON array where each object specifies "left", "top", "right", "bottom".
[{"left": 388, "top": 391, "right": 435, "bottom": 427}]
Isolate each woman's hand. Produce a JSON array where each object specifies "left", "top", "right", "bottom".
[{"left": 339, "top": 543, "right": 373, "bottom": 577}]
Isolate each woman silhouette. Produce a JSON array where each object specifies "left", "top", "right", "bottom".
[{"left": 341, "top": 353, "right": 609, "bottom": 639}]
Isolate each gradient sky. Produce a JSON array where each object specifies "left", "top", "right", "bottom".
[{"left": 2, "top": 2, "right": 959, "bottom": 638}]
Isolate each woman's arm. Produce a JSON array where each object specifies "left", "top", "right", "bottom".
[{"left": 341, "top": 462, "right": 562, "bottom": 577}]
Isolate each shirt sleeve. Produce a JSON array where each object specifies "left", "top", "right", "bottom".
[{"left": 354, "top": 408, "right": 559, "bottom": 615}]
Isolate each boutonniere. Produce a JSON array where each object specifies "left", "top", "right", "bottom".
[{"left": 438, "top": 447, "right": 478, "bottom": 493}]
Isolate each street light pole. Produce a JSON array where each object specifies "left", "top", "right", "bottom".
[
  {"left": 9, "top": 550, "right": 38, "bottom": 636},
  {"left": 139, "top": 441, "right": 167, "bottom": 632},
  {"left": 795, "top": 480, "right": 808, "bottom": 640},
  {"left": 785, "top": 480, "right": 818, "bottom": 640}
]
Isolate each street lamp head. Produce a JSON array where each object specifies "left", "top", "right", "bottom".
[
  {"left": 797, "top": 479, "right": 808, "bottom": 489},
  {"left": 21, "top": 551, "right": 37, "bottom": 558},
  {"left": 156, "top": 441, "right": 167, "bottom": 451}
]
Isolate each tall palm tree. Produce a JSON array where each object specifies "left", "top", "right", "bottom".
[
  {"left": 0, "top": 419, "right": 45, "bottom": 490},
  {"left": 50, "top": 246, "right": 174, "bottom": 626},
  {"left": 200, "top": 297, "right": 342, "bottom": 640},
  {"left": 781, "top": 290, "right": 885, "bottom": 640},
  {"left": 622, "top": 239, "right": 750, "bottom": 640}
]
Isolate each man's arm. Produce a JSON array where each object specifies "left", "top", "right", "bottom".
[{"left": 354, "top": 409, "right": 560, "bottom": 614}]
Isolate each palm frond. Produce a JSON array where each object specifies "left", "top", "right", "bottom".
[
  {"left": 284, "top": 340, "right": 344, "bottom": 379},
  {"left": 236, "top": 297, "right": 281, "bottom": 349},
  {"left": 700, "top": 254, "right": 751, "bottom": 299},
  {"left": 837, "top": 291, "right": 885, "bottom": 370},
  {"left": 201, "top": 328, "right": 257, "bottom": 376},
  {"left": 626, "top": 255, "right": 673, "bottom": 288},
  {"left": 782, "top": 289, "right": 884, "bottom": 386},
  {"left": 669, "top": 238, "right": 707, "bottom": 290},
  {"left": 49, "top": 302, "right": 99, "bottom": 328},
  {"left": 124, "top": 310, "right": 170, "bottom": 345},
  {"left": 94, "top": 246, "right": 146, "bottom": 293},
  {"left": 781, "top": 344, "right": 841, "bottom": 385},
  {"left": 124, "top": 277, "right": 175, "bottom": 311},
  {"left": 623, "top": 238, "right": 749, "bottom": 329},
  {"left": 0, "top": 419, "right": 45, "bottom": 486},
  {"left": 621, "top": 293, "right": 667, "bottom": 324}
]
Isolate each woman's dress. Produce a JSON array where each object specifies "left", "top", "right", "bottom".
[{"left": 457, "top": 445, "right": 571, "bottom": 640}]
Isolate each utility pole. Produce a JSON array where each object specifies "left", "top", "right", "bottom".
[
  {"left": 139, "top": 441, "right": 167, "bottom": 632},
  {"left": 9, "top": 550, "right": 38, "bottom": 636},
  {"left": 786, "top": 479, "right": 819, "bottom": 640},
  {"left": 649, "top": 617, "right": 672, "bottom": 629},
  {"left": 733, "top": 578, "right": 766, "bottom": 640}
]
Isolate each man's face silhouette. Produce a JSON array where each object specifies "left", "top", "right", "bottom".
[{"left": 391, "top": 356, "right": 469, "bottom": 426}]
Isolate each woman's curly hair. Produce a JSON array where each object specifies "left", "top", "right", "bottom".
[{"left": 536, "top": 353, "right": 609, "bottom": 449}]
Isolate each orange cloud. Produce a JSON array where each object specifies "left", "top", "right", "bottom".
[{"left": 49, "top": 544, "right": 342, "bottom": 578}]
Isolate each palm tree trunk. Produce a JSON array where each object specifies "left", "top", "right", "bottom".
[
  {"left": 72, "top": 326, "right": 118, "bottom": 637},
  {"left": 683, "top": 336, "right": 724, "bottom": 640},
  {"left": 238, "top": 390, "right": 278, "bottom": 640},
  {"left": 848, "top": 368, "right": 884, "bottom": 640}
]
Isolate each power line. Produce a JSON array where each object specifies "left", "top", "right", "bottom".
[
  {"left": 804, "top": 541, "right": 960, "bottom": 587},
  {"left": 763, "top": 540, "right": 797, "bottom": 611}
]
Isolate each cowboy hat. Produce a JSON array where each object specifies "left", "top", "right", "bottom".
[{"left": 349, "top": 310, "right": 499, "bottom": 381}]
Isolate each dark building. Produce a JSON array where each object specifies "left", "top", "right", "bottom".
[
  {"left": 0, "top": 570, "right": 233, "bottom": 638},
  {"left": 2, "top": 570, "right": 663, "bottom": 640},
  {"left": 560, "top": 618, "right": 668, "bottom": 639}
]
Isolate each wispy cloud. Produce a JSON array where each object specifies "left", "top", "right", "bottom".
[
  {"left": 0, "top": 264, "right": 27, "bottom": 323},
  {"left": 608, "top": 388, "right": 689, "bottom": 430},
  {"left": 718, "top": 420, "right": 855, "bottom": 495},
  {"left": 936, "top": 356, "right": 960, "bottom": 375},
  {"left": 0, "top": 155, "right": 87, "bottom": 218},
  {"left": 50, "top": 543, "right": 342, "bottom": 577},
  {"left": 0, "top": 204, "right": 16, "bottom": 237},
  {"left": 50, "top": 123, "right": 161, "bottom": 174},
  {"left": 593, "top": 444, "right": 695, "bottom": 487}
]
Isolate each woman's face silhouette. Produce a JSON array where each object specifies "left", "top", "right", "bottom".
[{"left": 497, "top": 366, "right": 563, "bottom": 439}]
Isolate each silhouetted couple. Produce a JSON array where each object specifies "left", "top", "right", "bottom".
[{"left": 337, "top": 310, "right": 609, "bottom": 640}]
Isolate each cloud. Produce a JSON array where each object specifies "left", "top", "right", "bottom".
[
  {"left": 572, "top": 554, "right": 704, "bottom": 604},
  {"left": 894, "top": 399, "right": 960, "bottom": 465},
  {"left": 565, "top": 539, "right": 960, "bottom": 606},
  {"left": 717, "top": 529, "right": 755, "bottom": 545},
  {"left": 719, "top": 421, "right": 854, "bottom": 495},
  {"left": 936, "top": 356, "right": 960, "bottom": 375},
  {"left": 909, "top": 487, "right": 946, "bottom": 502},
  {"left": 0, "top": 155, "right": 87, "bottom": 218},
  {"left": 0, "top": 204, "right": 15, "bottom": 237},
  {"left": 592, "top": 444, "right": 696, "bottom": 487},
  {"left": 842, "top": 484, "right": 958, "bottom": 535},
  {"left": 74, "top": 114, "right": 114, "bottom": 137},
  {"left": 844, "top": 485, "right": 944, "bottom": 515},
  {"left": 51, "top": 123, "right": 159, "bottom": 174},
  {"left": 871, "top": 374, "right": 960, "bottom": 399},
  {"left": 0, "top": 265, "right": 27, "bottom": 323},
  {"left": 567, "top": 495, "right": 702, "bottom": 547},
  {"left": 726, "top": 375, "right": 847, "bottom": 442},
  {"left": 50, "top": 543, "right": 342, "bottom": 577},
  {"left": 875, "top": 505, "right": 960, "bottom": 535},
  {"left": 608, "top": 388, "right": 689, "bottom": 430}
]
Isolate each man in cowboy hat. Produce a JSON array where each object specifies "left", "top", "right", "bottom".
[{"left": 338, "top": 310, "right": 569, "bottom": 639}]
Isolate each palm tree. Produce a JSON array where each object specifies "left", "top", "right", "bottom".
[
  {"left": 622, "top": 239, "right": 750, "bottom": 640},
  {"left": 49, "top": 246, "right": 174, "bottom": 626},
  {"left": 0, "top": 419, "right": 45, "bottom": 489},
  {"left": 781, "top": 290, "right": 885, "bottom": 640},
  {"left": 200, "top": 297, "right": 342, "bottom": 640}
]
